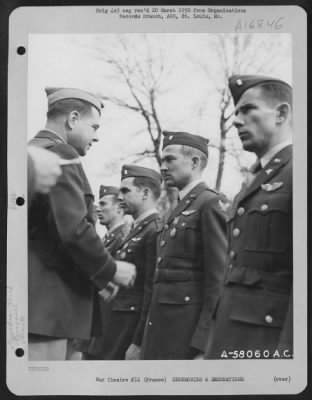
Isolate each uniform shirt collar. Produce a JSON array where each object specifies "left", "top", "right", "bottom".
[
  {"left": 179, "top": 179, "right": 203, "bottom": 200},
  {"left": 107, "top": 220, "right": 124, "bottom": 234},
  {"left": 260, "top": 140, "right": 292, "bottom": 168},
  {"left": 44, "top": 128, "right": 67, "bottom": 144},
  {"left": 133, "top": 208, "right": 158, "bottom": 228}
]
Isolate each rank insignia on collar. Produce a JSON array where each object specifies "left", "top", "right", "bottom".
[
  {"left": 273, "top": 158, "right": 281, "bottom": 163},
  {"left": 265, "top": 168, "right": 273, "bottom": 175},
  {"left": 236, "top": 79, "right": 243, "bottom": 86},
  {"left": 173, "top": 217, "right": 180, "bottom": 225},
  {"left": 218, "top": 199, "right": 230, "bottom": 212},
  {"left": 261, "top": 182, "right": 284, "bottom": 192}
]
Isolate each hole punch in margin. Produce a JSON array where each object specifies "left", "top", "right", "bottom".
[
  {"left": 16, "top": 196, "right": 25, "bottom": 206},
  {"left": 17, "top": 46, "right": 26, "bottom": 55}
]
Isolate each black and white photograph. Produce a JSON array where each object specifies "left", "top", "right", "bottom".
[{"left": 6, "top": 4, "right": 307, "bottom": 396}]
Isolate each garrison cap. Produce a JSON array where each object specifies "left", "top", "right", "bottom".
[
  {"left": 45, "top": 87, "right": 104, "bottom": 113},
  {"left": 121, "top": 164, "right": 162, "bottom": 186},
  {"left": 229, "top": 74, "right": 292, "bottom": 105},
  {"left": 162, "top": 130, "right": 209, "bottom": 157},
  {"left": 99, "top": 185, "right": 120, "bottom": 199}
]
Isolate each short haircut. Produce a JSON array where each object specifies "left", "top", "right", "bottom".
[
  {"left": 47, "top": 98, "right": 98, "bottom": 119},
  {"left": 257, "top": 81, "right": 292, "bottom": 108},
  {"left": 133, "top": 176, "right": 161, "bottom": 200},
  {"left": 180, "top": 145, "right": 208, "bottom": 170}
]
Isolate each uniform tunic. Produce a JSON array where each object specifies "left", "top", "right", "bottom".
[
  {"left": 103, "top": 223, "right": 128, "bottom": 256},
  {"left": 87, "top": 212, "right": 159, "bottom": 359},
  {"left": 205, "top": 145, "right": 293, "bottom": 359},
  {"left": 28, "top": 130, "right": 116, "bottom": 340},
  {"left": 141, "top": 182, "right": 228, "bottom": 359}
]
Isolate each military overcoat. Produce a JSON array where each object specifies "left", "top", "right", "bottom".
[
  {"left": 87, "top": 212, "right": 159, "bottom": 359},
  {"left": 205, "top": 145, "right": 293, "bottom": 359},
  {"left": 141, "top": 182, "right": 228, "bottom": 359},
  {"left": 28, "top": 130, "right": 116, "bottom": 340}
]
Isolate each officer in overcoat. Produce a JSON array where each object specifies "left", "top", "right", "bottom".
[
  {"left": 205, "top": 75, "right": 293, "bottom": 359},
  {"left": 88, "top": 165, "right": 162, "bottom": 360},
  {"left": 28, "top": 87, "right": 136, "bottom": 360},
  {"left": 141, "top": 131, "right": 228, "bottom": 359}
]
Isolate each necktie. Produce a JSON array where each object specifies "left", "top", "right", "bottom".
[{"left": 245, "top": 159, "right": 262, "bottom": 187}]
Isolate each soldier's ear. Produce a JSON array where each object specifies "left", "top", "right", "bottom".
[
  {"left": 191, "top": 156, "right": 200, "bottom": 169},
  {"left": 142, "top": 188, "right": 149, "bottom": 200},
  {"left": 276, "top": 103, "right": 290, "bottom": 124},
  {"left": 68, "top": 110, "right": 80, "bottom": 129}
]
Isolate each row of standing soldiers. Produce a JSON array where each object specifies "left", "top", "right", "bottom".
[{"left": 28, "top": 74, "right": 293, "bottom": 360}]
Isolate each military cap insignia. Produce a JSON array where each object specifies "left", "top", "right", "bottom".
[
  {"left": 169, "top": 135, "right": 173, "bottom": 140},
  {"left": 236, "top": 79, "right": 243, "bottom": 86},
  {"left": 261, "top": 182, "right": 283, "bottom": 192},
  {"left": 218, "top": 199, "right": 230, "bottom": 213},
  {"left": 124, "top": 169, "right": 128, "bottom": 175}
]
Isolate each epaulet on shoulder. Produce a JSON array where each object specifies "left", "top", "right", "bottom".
[{"left": 50, "top": 143, "right": 79, "bottom": 160}]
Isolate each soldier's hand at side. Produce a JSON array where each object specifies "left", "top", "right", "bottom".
[
  {"left": 125, "top": 343, "right": 141, "bottom": 360},
  {"left": 98, "top": 282, "right": 119, "bottom": 303},
  {"left": 28, "top": 146, "right": 62, "bottom": 193},
  {"left": 113, "top": 261, "right": 136, "bottom": 288}
]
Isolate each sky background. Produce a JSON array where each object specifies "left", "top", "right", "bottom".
[{"left": 27, "top": 33, "right": 292, "bottom": 202}]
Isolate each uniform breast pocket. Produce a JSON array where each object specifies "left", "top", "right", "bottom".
[
  {"left": 244, "top": 193, "right": 290, "bottom": 253},
  {"left": 230, "top": 291, "right": 289, "bottom": 328},
  {"left": 111, "top": 294, "right": 142, "bottom": 312},
  {"left": 177, "top": 211, "right": 199, "bottom": 255}
]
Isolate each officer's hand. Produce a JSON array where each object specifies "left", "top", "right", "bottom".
[
  {"left": 193, "top": 352, "right": 205, "bottom": 360},
  {"left": 113, "top": 261, "right": 136, "bottom": 288},
  {"left": 125, "top": 343, "right": 141, "bottom": 360},
  {"left": 98, "top": 282, "right": 119, "bottom": 303},
  {"left": 28, "top": 146, "right": 62, "bottom": 193}
]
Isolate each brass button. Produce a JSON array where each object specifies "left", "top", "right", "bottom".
[
  {"left": 148, "top": 321, "right": 152, "bottom": 326},
  {"left": 157, "top": 257, "right": 162, "bottom": 263},
  {"left": 120, "top": 252, "right": 126, "bottom": 260},
  {"left": 229, "top": 264, "right": 233, "bottom": 270},
  {"left": 164, "top": 224, "right": 169, "bottom": 230},
  {"left": 233, "top": 228, "right": 240, "bottom": 237},
  {"left": 261, "top": 204, "right": 268, "bottom": 211},
  {"left": 229, "top": 250, "right": 235, "bottom": 259},
  {"left": 160, "top": 240, "right": 166, "bottom": 247},
  {"left": 181, "top": 222, "right": 186, "bottom": 227},
  {"left": 237, "top": 207, "right": 245, "bottom": 216},
  {"left": 184, "top": 296, "right": 190, "bottom": 302},
  {"left": 265, "top": 315, "right": 273, "bottom": 324}
]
